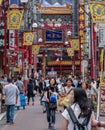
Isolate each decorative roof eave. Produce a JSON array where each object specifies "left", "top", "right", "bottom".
[{"left": 37, "top": 3, "right": 72, "bottom": 15}]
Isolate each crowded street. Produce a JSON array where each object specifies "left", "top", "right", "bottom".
[{"left": 0, "top": 96, "right": 62, "bottom": 130}]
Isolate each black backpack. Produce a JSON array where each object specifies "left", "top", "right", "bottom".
[{"left": 66, "top": 106, "right": 91, "bottom": 130}]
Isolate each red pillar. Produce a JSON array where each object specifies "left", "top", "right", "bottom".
[
  {"left": 93, "top": 23, "right": 97, "bottom": 79},
  {"left": 4, "top": 8, "right": 7, "bottom": 74},
  {"left": 23, "top": 46, "right": 28, "bottom": 94},
  {"left": 33, "top": 54, "right": 37, "bottom": 73},
  {"left": 91, "top": 23, "right": 97, "bottom": 79},
  {"left": 15, "top": 30, "right": 18, "bottom": 47}
]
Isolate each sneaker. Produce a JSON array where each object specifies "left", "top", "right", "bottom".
[
  {"left": 43, "top": 110, "right": 46, "bottom": 113},
  {"left": 32, "top": 102, "right": 34, "bottom": 106},
  {"left": 48, "top": 123, "right": 52, "bottom": 129},
  {"left": 10, "top": 122, "right": 15, "bottom": 125},
  {"left": 6, "top": 121, "right": 10, "bottom": 124},
  {"left": 51, "top": 124, "right": 55, "bottom": 130}
]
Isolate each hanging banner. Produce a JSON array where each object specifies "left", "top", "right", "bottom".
[
  {"left": 7, "top": 9, "right": 24, "bottom": 30},
  {"left": 79, "top": 6, "right": 85, "bottom": 45},
  {"left": 0, "top": 0, "right": 2, "bottom": 5},
  {"left": 100, "top": 49, "right": 104, "bottom": 82},
  {"left": 89, "top": 3, "right": 105, "bottom": 23},
  {"left": 32, "top": 45, "right": 40, "bottom": 55},
  {"left": 67, "top": 48, "right": 74, "bottom": 56},
  {"left": 23, "top": 32, "right": 34, "bottom": 45},
  {"left": 100, "top": 49, "right": 104, "bottom": 71},
  {"left": 70, "top": 39, "right": 79, "bottom": 50}
]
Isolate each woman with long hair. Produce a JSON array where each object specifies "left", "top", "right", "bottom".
[
  {"left": 45, "top": 78, "right": 58, "bottom": 130},
  {"left": 62, "top": 88, "right": 105, "bottom": 130}
]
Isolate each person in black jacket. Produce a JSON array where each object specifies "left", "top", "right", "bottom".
[
  {"left": 27, "top": 79, "right": 35, "bottom": 106},
  {"left": 46, "top": 78, "right": 58, "bottom": 130}
]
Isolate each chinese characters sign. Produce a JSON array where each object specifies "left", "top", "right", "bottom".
[
  {"left": 45, "top": 30, "right": 63, "bottom": 43},
  {"left": 79, "top": 6, "right": 85, "bottom": 45}
]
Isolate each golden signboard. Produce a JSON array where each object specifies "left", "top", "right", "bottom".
[
  {"left": 67, "top": 48, "right": 74, "bottom": 56},
  {"left": 89, "top": 2, "right": 105, "bottom": 23},
  {"left": 32, "top": 45, "right": 40, "bottom": 54},
  {"left": 70, "top": 39, "right": 79, "bottom": 51},
  {"left": 23, "top": 32, "right": 34, "bottom": 45},
  {"left": 0, "top": 0, "right": 2, "bottom": 5},
  {"left": 100, "top": 49, "right": 104, "bottom": 82},
  {"left": 7, "top": 9, "right": 24, "bottom": 30}
]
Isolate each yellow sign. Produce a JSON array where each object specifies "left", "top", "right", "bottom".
[
  {"left": 32, "top": 45, "right": 40, "bottom": 54},
  {"left": 100, "top": 49, "right": 104, "bottom": 70},
  {"left": 7, "top": 9, "right": 24, "bottom": 30},
  {"left": 79, "top": 7, "right": 84, "bottom": 13},
  {"left": 67, "top": 48, "right": 74, "bottom": 56},
  {"left": 70, "top": 39, "right": 79, "bottom": 50},
  {"left": 89, "top": 3, "right": 105, "bottom": 23},
  {"left": 79, "top": 14, "right": 85, "bottom": 21},
  {"left": 0, "top": 0, "right": 2, "bottom": 5},
  {"left": 14, "top": 67, "right": 20, "bottom": 72},
  {"left": 23, "top": 32, "right": 34, "bottom": 45},
  {"left": 100, "top": 49, "right": 104, "bottom": 82}
]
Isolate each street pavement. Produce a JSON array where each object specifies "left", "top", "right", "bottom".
[
  {"left": 0, "top": 96, "right": 62, "bottom": 130},
  {"left": 0, "top": 96, "right": 105, "bottom": 130}
]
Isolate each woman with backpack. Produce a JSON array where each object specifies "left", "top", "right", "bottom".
[
  {"left": 61, "top": 88, "right": 105, "bottom": 130},
  {"left": 45, "top": 78, "right": 58, "bottom": 130}
]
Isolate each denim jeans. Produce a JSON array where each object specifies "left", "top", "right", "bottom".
[
  {"left": 27, "top": 95, "right": 34, "bottom": 103},
  {"left": 46, "top": 103, "right": 56, "bottom": 124},
  {"left": 6, "top": 105, "right": 15, "bottom": 123}
]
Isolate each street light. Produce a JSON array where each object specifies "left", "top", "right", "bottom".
[
  {"left": 67, "top": 30, "right": 72, "bottom": 36},
  {"left": 32, "top": 23, "right": 38, "bottom": 28}
]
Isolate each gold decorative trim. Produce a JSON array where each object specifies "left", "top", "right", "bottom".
[{"left": 48, "top": 60, "right": 80, "bottom": 66}]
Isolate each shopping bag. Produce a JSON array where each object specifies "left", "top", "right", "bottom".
[{"left": 58, "top": 96, "right": 70, "bottom": 107}]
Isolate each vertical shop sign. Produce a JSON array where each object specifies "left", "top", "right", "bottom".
[{"left": 97, "top": 82, "right": 105, "bottom": 121}]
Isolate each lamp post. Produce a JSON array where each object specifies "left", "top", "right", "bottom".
[
  {"left": 32, "top": 22, "right": 38, "bottom": 75},
  {"left": 66, "top": 30, "right": 75, "bottom": 75}
]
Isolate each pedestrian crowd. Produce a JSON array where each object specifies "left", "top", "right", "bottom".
[{"left": 0, "top": 73, "right": 105, "bottom": 130}]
